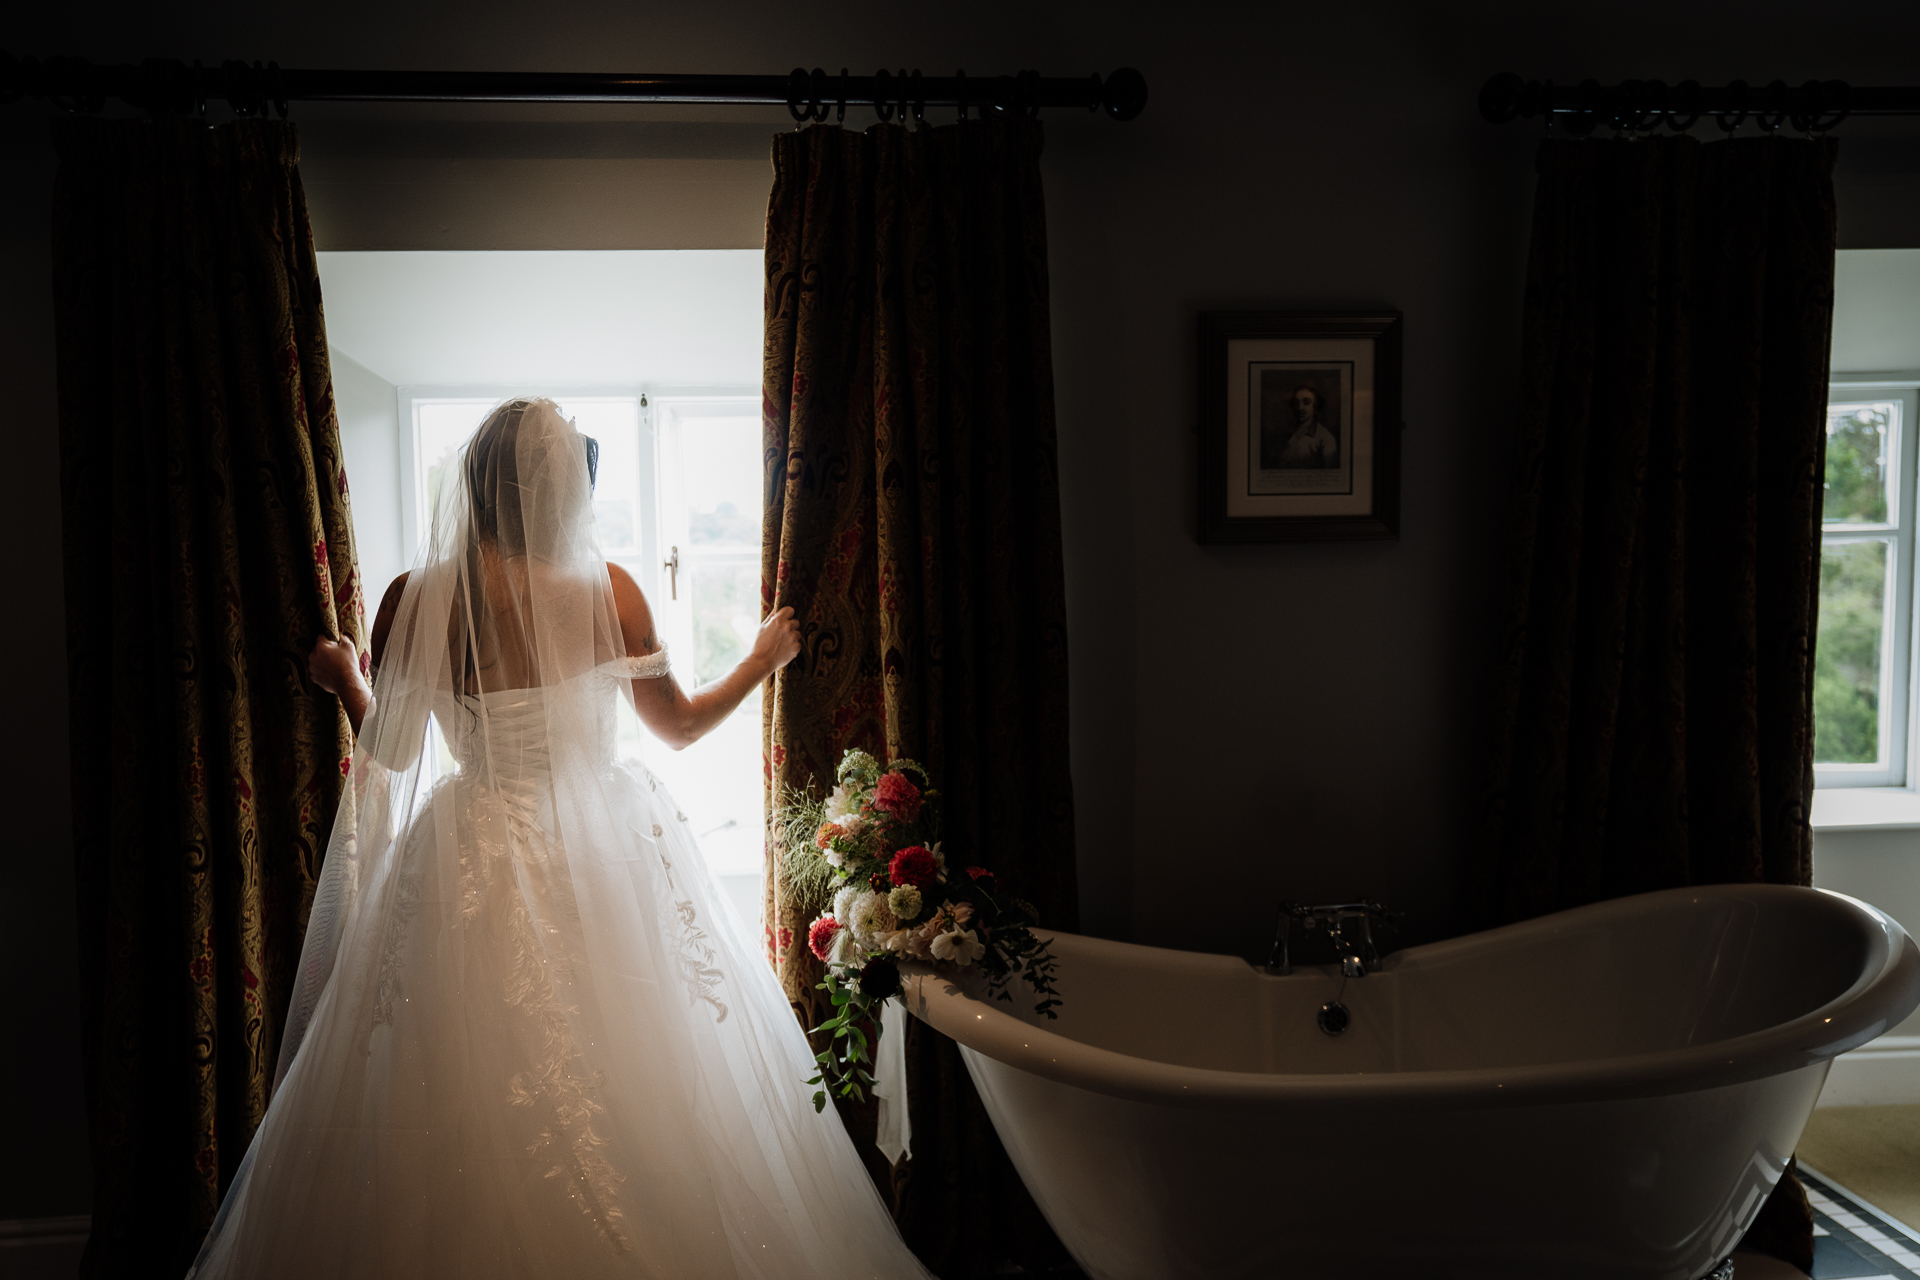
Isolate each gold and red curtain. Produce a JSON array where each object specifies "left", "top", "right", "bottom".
[
  {"left": 52, "top": 117, "right": 360, "bottom": 1279},
  {"left": 761, "top": 116, "right": 1079, "bottom": 1274}
]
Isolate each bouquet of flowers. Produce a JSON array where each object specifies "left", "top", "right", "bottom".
[{"left": 776, "top": 749, "right": 1060, "bottom": 1111}]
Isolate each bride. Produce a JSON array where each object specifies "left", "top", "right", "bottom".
[{"left": 188, "top": 398, "right": 933, "bottom": 1278}]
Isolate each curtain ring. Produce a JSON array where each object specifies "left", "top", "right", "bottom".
[
  {"left": 956, "top": 68, "right": 967, "bottom": 121},
  {"left": 1756, "top": 79, "right": 1790, "bottom": 134},
  {"left": 1607, "top": 78, "right": 1640, "bottom": 134},
  {"left": 1793, "top": 79, "right": 1851, "bottom": 133},
  {"left": 786, "top": 67, "right": 830, "bottom": 125},
  {"left": 785, "top": 66, "right": 811, "bottom": 123},
  {"left": 1086, "top": 70, "right": 1103, "bottom": 113},
  {"left": 835, "top": 67, "right": 848, "bottom": 125},
  {"left": 909, "top": 69, "right": 924, "bottom": 128},
  {"left": 1715, "top": 79, "right": 1749, "bottom": 135},
  {"left": 1664, "top": 79, "right": 1702, "bottom": 133},
  {"left": 1563, "top": 78, "right": 1599, "bottom": 137},
  {"left": 874, "top": 68, "right": 894, "bottom": 122},
  {"left": 1020, "top": 68, "right": 1041, "bottom": 118}
]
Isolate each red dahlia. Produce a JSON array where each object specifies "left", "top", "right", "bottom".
[
  {"left": 807, "top": 916, "right": 842, "bottom": 961},
  {"left": 888, "top": 845, "right": 938, "bottom": 890},
  {"left": 873, "top": 771, "right": 923, "bottom": 822}
]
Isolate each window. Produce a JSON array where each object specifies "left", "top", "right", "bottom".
[
  {"left": 633, "top": 395, "right": 764, "bottom": 918},
  {"left": 398, "top": 386, "right": 765, "bottom": 937},
  {"left": 1816, "top": 377, "right": 1920, "bottom": 789}
]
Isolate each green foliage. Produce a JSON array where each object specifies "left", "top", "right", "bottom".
[
  {"left": 690, "top": 500, "right": 758, "bottom": 547},
  {"left": 1815, "top": 540, "right": 1885, "bottom": 764},
  {"left": 1813, "top": 405, "right": 1895, "bottom": 765},
  {"left": 1824, "top": 407, "right": 1889, "bottom": 527},
  {"left": 771, "top": 781, "right": 839, "bottom": 919},
  {"left": 690, "top": 563, "right": 754, "bottom": 684}
]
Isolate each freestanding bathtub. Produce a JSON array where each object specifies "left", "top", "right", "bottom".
[{"left": 902, "top": 885, "right": 1920, "bottom": 1280}]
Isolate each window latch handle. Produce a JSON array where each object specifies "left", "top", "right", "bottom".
[{"left": 664, "top": 545, "right": 679, "bottom": 600}]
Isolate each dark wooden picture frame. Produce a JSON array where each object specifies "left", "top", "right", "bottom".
[{"left": 1197, "top": 310, "right": 1403, "bottom": 543}]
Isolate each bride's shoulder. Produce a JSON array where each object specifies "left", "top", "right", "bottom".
[
  {"left": 369, "top": 572, "right": 411, "bottom": 670},
  {"left": 603, "top": 562, "right": 659, "bottom": 656},
  {"left": 605, "top": 562, "right": 645, "bottom": 615}
]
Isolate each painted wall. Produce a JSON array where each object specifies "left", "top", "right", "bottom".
[
  {"left": 7, "top": 0, "right": 1920, "bottom": 1225},
  {"left": 331, "top": 350, "right": 406, "bottom": 609}
]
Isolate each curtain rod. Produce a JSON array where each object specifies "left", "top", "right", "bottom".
[
  {"left": 0, "top": 53, "right": 1149, "bottom": 123},
  {"left": 1481, "top": 73, "right": 1920, "bottom": 135}
]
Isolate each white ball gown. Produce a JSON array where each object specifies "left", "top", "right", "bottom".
[{"left": 187, "top": 399, "right": 931, "bottom": 1279}]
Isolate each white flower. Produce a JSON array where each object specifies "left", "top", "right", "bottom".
[
  {"left": 880, "top": 928, "right": 916, "bottom": 954},
  {"left": 930, "top": 928, "right": 985, "bottom": 966},
  {"left": 824, "top": 783, "right": 858, "bottom": 821},
  {"left": 832, "top": 885, "right": 861, "bottom": 924},
  {"left": 846, "top": 891, "right": 898, "bottom": 950},
  {"left": 824, "top": 848, "right": 845, "bottom": 868},
  {"left": 828, "top": 925, "right": 859, "bottom": 967},
  {"left": 927, "top": 841, "right": 946, "bottom": 869},
  {"left": 887, "top": 884, "right": 923, "bottom": 923}
]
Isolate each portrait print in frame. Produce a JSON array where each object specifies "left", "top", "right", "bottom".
[{"left": 1198, "top": 311, "right": 1402, "bottom": 543}]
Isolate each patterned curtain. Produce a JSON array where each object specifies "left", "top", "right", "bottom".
[
  {"left": 761, "top": 118, "right": 1078, "bottom": 1275},
  {"left": 51, "top": 118, "right": 361, "bottom": 1279},
  {"left": 1483, "top": 135, "right": 1837, "bottom": 1270}
]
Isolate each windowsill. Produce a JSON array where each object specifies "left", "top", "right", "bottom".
[{"left": 1812, "top": 786, "right": 1920, "bottom": 831}]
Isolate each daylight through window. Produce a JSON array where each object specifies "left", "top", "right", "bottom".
[{"left": 1816, "top": 380, "right": 1920, "bottom": 789}]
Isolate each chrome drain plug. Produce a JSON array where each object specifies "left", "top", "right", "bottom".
[{"left": 1318, "top": 1000, "right": 1350, "bottom": 1036}]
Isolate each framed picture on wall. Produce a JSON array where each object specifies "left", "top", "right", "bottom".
[{"left": 1197, "top": 310, "right": 1403, "bottom": 542}]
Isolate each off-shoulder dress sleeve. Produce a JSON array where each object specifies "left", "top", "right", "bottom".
[{"left": 602, "top": 646, "right": 672, "bottom": 680}]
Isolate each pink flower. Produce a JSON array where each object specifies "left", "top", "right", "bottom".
[
  {"left": 966, "top": 866, "right": 993, "bottom": 883},
  {"left": 807, "top": 916, "right": 842, "bottom": 961},
  {"left": 888, "top": 845, "right": 938, "bottom": 890},
  {"left": 873, "top": 771, "right": 923, "bottom": 822}
]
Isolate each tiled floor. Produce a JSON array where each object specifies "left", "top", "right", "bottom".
[
  {"left": 1801, "top": 1166, "right": 1920, "bottom": 1280},
  {"left": 1800, "top": 1106, "right": 1920, "bottom": 1235}
]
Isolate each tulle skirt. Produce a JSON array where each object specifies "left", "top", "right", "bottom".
[{"left": 188, "top": 751, "right": 925, "bottom": 1280}]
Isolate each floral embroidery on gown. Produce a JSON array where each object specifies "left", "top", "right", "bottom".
[{"left": 188, "top": 400, "right": 928, "bottom": 1280}]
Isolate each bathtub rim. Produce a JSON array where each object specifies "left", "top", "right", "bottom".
[{"left": 901, "top": 884, "right": 1920, "bottom": 1112}]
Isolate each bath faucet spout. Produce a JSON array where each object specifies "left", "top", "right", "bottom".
[{"left": 1266, "top": 900, "right": 1394, "bottom": 976}]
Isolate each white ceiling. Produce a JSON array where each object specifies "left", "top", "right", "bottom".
[
  {"left": 316, "top": 250, "right": 762, "bottom": 387},
  {"left": 1834, "top": 250, "right": 1920, "bottom": 374}
]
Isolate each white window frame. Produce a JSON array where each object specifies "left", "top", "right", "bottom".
[
  {"left": 1817, "top": 374, "right": 1920, "bottom": 792},
  {"left": 646, "top": 390, "right": 763, "bottom": 680}
]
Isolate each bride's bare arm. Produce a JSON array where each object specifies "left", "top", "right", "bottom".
[
  {"left": 309, "top": 573, "right": 408, "bottom": 736},
  {"left": 607, "top": 562, "right": 799, "bottom": 751}
]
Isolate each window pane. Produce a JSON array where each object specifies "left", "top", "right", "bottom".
[
  {"left": 417, "top": 401, "right": 495, "bottom": 546},
  {"left": 687, "top": 560, "right": 760, "bottom": 686},
  {"left": 685, "top": 416, "right": 762, "bottom": 550},
  {"left": 555, "top": 398, "right": 643, "bottom": 554},
  {"left": 1824, "top": 402, "right": 1894, "bottom": 525},
  {"left": 1814, "top": 539, "right": 1888, "bottom": 764}
]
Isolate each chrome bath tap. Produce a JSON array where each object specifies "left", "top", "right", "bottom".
[{"left": 1265, "top": 901, "right": 1395, "bottom": 976}]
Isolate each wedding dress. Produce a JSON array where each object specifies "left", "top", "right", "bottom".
[{"left": 189, "top": 399, "right": 931, "bottom": 1279}]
